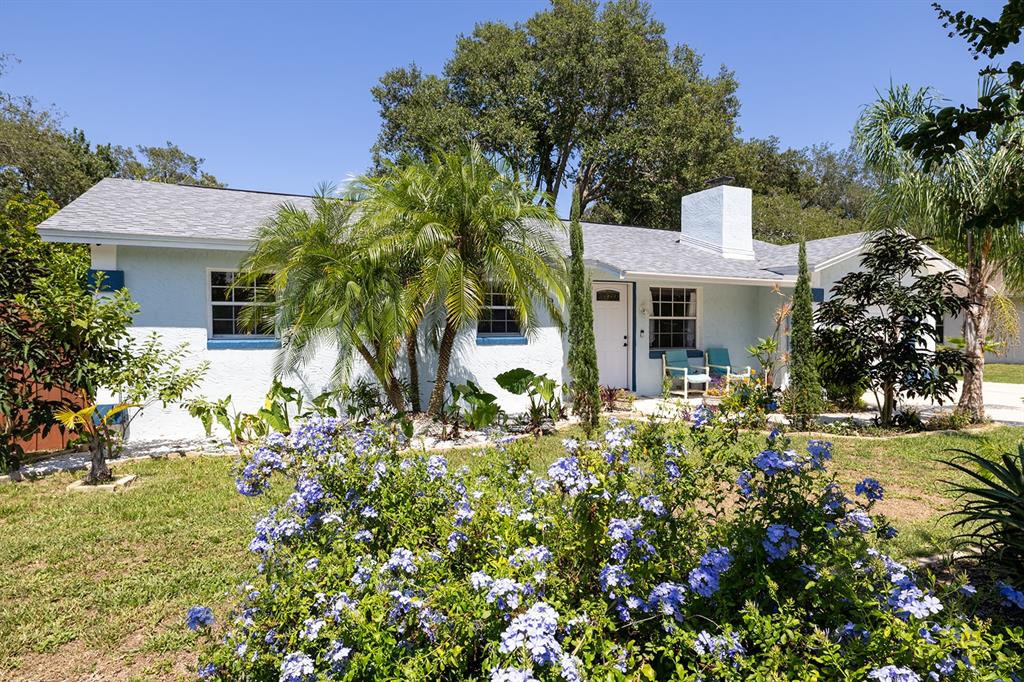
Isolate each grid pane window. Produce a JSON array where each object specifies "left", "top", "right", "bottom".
[
  {"left": 210, "top": 271, "right": 275, "bottom": 337},
  {"left": 477, "top": 290, "right": 522, "bottom": 336},
  {"left": 649, "top": 287, "right": 697, "bottom": 350}
]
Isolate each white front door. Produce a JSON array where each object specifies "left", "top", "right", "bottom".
[{"left": 593, "top": 283, "right": 629, "bottom": 388}]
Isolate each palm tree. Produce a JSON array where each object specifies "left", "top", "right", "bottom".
[
  {"left": 238, "top": 187, "right": 410, "bottom": 411},
  {"left": 856, "top": 81, "right": 1024, "bottom": 422},
  {"left": 354, "top": 143, "right": 567, "bottom": 416}
]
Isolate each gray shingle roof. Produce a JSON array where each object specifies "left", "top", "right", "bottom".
[
  {"left": 36, "top": 178, "right": 867, "bottom": 278},
  {"left": 36, "top": 178, "right": 314, "bottom": 249}
]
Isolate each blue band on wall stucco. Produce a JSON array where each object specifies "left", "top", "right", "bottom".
[
  {"left": 207, "top": 338, "right": 281, "bottom": 350},
  {"left": 648, "top": 349, "right": 666, "bottom": 360},
  {"left": 87, "top": 269, "right": 125, "bottom": 291},
  {"left": 476, "top": 336, "right": 528, "bottom": 346}
]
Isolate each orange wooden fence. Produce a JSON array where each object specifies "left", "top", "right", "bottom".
[{"left": 1, "top": 382, "right": 80, "bottom": 454}]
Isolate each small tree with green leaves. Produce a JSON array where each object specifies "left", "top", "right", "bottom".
[
  {"left": 816, "top": 230, "right": 968, "bottom": 427},
  {"left": 785, "top": 240, "right": 822, "bottom": 428},
  {"left": 566, "top": 190, "right": 601, "bottom": 432}
]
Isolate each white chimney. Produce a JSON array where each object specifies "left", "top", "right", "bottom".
[{"left": 680, "top": 183, "right": 755, "bottom": 260}]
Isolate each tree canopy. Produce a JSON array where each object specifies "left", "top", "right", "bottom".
[{"left": 370, "top": 0, "right": 869, "bottom": 242}]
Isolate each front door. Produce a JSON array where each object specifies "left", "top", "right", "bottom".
[{"left": 593, "top": 283, "right": 629, "bottom": 388}]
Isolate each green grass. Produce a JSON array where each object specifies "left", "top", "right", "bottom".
[
  {"left": 1, "top": 426, "right": 1022, "bottom": 678},
  {"left": 980, "top": 363, "right": 1024, "bottom": 384}
]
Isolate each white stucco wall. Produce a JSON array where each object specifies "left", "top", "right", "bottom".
[{"left": 104, "top": 246, "right": 568, "bottom": 440}]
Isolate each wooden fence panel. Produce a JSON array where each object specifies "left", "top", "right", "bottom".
[{"left": 0, "top": 381, "right": 80, "bottom": 454}]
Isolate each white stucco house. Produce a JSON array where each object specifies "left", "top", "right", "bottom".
[{"left": 37, "top": 177, "right": 893, "bottom": 440}]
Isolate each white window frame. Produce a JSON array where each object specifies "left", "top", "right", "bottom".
[
  {"left": 477, "top": 288, "right": 523, "bottom": 337},
  {"left": 206, "top": 269, "right": 277, "bottom": 339},
  {"left": 648, "top": 286, "right": 699, "bottom": 350}
]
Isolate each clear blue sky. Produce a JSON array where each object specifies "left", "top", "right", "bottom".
[{"left": 1, "top": 0, "right": 1007, "bottom": 203}]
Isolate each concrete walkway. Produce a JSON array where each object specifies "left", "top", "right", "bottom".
[{"left": 635, "top": 381, "right": 1024, "bottom": 426}]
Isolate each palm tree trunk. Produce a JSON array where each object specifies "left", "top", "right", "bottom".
[
  {"left": 354, "top": 344, "right": 406, "bottom": 413},
  {"left": 406, "top": 330, "right": 421, "bottom": 414},
  {"left": 427, "top": 320, "right": 459, "bottom": 416},
  {"left": 86, "top": 432, "right": 111, "bottom": 484},
  {"left": 958, "top": 237, "right": 989, "bottom": 422}
]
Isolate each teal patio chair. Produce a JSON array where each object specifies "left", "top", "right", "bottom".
[
  {"left": 662, "top": 349, "right": 710, "bottom": 399},
  {"left": 706, "top": 347, "right": 753, "bottom": 385}
]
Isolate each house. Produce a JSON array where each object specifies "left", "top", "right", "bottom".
[{"left": 37, "top": 177, "right": 885, "bottom": 440}]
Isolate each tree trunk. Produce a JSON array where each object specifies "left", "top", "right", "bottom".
[
  {"left": 86, "top": 434, "right": 111, "bottom": 484},
  {"left": 354, "top": 344, "right": 405, "bottom": 413},
  {"left": 957, "top": 232, "right": 990, "bottom": 423},
  {"left": 427, "top": 320, "right": 459, "bottom": 416},
  {"left": 406, "top": 330, "right": 421, "bottom": 414},
  {"left": 880, "top": 384, "right": 895, "bottom": 427}
]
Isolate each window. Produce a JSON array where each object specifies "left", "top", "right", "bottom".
[
  {"left": 649, "top": 287, "right": 697, "bottom": 350},
  {"left": 210, "top": 271, "right": 275, "bottom": 337},
  {"left": 477, "top": 289, "right": 522, "bottom": 337},
  {"left": 595, "top": 289, "right": 621, "bottom": 302}
]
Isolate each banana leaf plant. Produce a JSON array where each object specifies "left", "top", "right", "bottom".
[
  {"left": 56, "top": 402, "right": 139, "bottom": 484},
  {"left": 943, "top": 444, "right": 1024, "bottom": 580}
]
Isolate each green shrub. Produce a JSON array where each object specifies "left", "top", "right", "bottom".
[{"left": 190, "top": 417, "right": 1024, "bottom": 680}]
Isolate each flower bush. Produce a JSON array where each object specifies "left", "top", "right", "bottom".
[{"left": 193, "top": 416, "right": 1024, "bottom": 680}]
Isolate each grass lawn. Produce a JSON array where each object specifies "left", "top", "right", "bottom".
[
  {"left": 981, "top": 363, "right": 1024, "bottom": 384},
  {"left": 1, "top": 425, "right": 1022, "bottom": 679}
]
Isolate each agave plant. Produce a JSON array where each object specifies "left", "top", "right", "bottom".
[{"left": 943, "top": 444, "right": 1024, "bottom": 579}]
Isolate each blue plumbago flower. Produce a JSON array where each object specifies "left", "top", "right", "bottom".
[
  {"left": 353, "top": 529, "right": 373, "bottom": 543},
  {"left": 495, "top": 502, "right": 513, "bottom": 516},
  {"left": 383, "top": 547, "right": 417, "bottom": 574},
  {"left": 498, "top": 602, "right": 562, "bottom": 666},
  {"left": 351, "top": 557, "right": 374, "bottom": 586},
  {"left": 288, "top": 476, "right": 325, "bottom": 517},
  {"left": 299, "top": 616, "right": 325, "bottom": 640},
  {"left": 806, "top": 440, "right": 833, "bottom": 469},
  {"left": 821, "top": 483, "right": 850, "bottom": 515},
  {"left": 360, "top": 505, "right": 378, "bottom": 519},
  {"left": 325, "top": 593, "right": 357, "bottom": 621},
  {"left": 638, "top": 495, "right": 667, "bottom": 517},
  {"left": 867, "top": 665, "right": 921, "bottom": 682},
  {"left": 304, "top": 557, "right": 320, "bottom": 571},
  {"left": 562, "top": 438, "right": 580, "bottom": 452},
  {"left": 235, "top": 446, "right": 286, "bottom": 496},
  {"left": 279, "top": 651, "right": 315, "bottom": 682},
  {"left": 186, "top": 605, "right": 214, "bottom": 630},
  {"left": 889, "top": 584, "right": 943, "bottom": 619},
  {"left": 447, "top": 531, "right": 468, "bottom": 552},
  {"left": 843, "top": 509, "right": 874, "bottom": 533},
  {"left": 998, "top": 582, "right": 1024, "bottom": 609},
  {"left": 490, "top": 668, "right": 539, "bottom": 682},
  {"left": 454, "top": 499, "right": 475, "bottom": 526},
  {"left": 693, "top": 630, "right": 745, "bottom": 664},
  {"left": 736, "top": 470, "right": 754, "bottom": 498},
  {"left": 470, "top": 571, "right": 493, "bottom": 591},
  {"left": 608, "top": 517, "right": 641, "bottom": 543},
  {"left": 648, "top": 582, "right": 687, "bottom": 622},
  {"left": 664, "top": 459, "right": 681, "bottom": 479},
  {"left": 835, "top": 622, "right": 869, "bottom": 642},
  {"left": 799, "top": 562, "right": 820, "bottom": 579},
  {"left": 599, "top": 564, "right": 634, "bottom": 593},
  {"left": 752, "top": 448, "right": 803, "bottom": 476},
  {"left": 426, "top": 454, "right": 448, "bottom": 480},
  {"left": 959, "top": 583, "right": 977, "bottom": 596},
  {"left": 559, "top": 651, "right": 583, "bottom": 682},
  {"left": 547, "top": 456, "right": 598, "bottom": 496},
  {"left": 931, "top": 655, "right": 957, "bottom": 679},
  {"left": 510, "top": 545, "right": 553, "bottom": 567},
  {"left": 687, "top": 547, "right": 734, "bottom": 598},
  {"left": 487, "top": 578, "right": 525, "bottom": 612},
  {"left": 691, "top": 404, "right": 713, "bottom": 429},
  {"left": 763, "top": 524, "right": 800, "bottom": 562},
  {"left": 325, "top": 639, "right": 352, "bottom": 674},
  {"left": 855, "top": 477, "right": 885, "bottom": 501},
  {"left": 197, "top": 662, "right": 217, "bottom": 680},
  {"left": 289, "top": 414, "right": 342, "bottom": 455}
]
